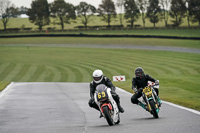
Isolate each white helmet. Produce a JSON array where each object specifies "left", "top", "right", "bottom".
[{"left": 93, "top": 69, "right": 103, "bottom": 83}]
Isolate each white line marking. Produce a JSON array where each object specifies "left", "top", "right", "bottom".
[
  {"left": 162, "top": 101, "right": 200, "bottom": 115},
  {"left": 0, "top": 82, "right": 14, "bottom": 98},
  {"left": 116, "top": 87, "right": 200, "bottom": 115}
]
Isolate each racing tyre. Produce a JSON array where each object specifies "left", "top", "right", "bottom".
[
  {"left": 115, "top": 113, "right": 120, "bottom": 125},
  {"left": 149, "top": 99, "right": 159, "bottom": 118},
  {"left": 103, "top": 106, "right": 114, "bottom": 126}
]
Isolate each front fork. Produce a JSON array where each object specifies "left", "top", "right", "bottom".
[
  {"left": 152, "top": 89, "right": 160, "bottom": 108},
  {"left": 144, "top": 92, "right": 159, "bottom": 112}
]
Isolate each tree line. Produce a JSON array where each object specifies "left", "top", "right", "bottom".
[{"left": 0, "top": 0, "right": 200, "bottom": 31}]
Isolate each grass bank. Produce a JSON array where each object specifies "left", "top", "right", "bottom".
[
  {"left": 1, "top": 16, "right": 199, "bottom": 30},
  {"left": 0, "top": 45, "right": 199, "bottom": 110}
]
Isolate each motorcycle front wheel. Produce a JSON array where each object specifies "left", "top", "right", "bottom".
[
  {"left": 103, "top": 106, "right": 114, "bottom": 126},
  {"left": 149, "top": 99, "right": 159, "bottom": 118},
  {"left": 115, "top": 113, "right": 120, "bottom": 124}
]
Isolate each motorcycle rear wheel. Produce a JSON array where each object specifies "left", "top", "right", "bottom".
[
  {"left": 149, "top": 100, "right": 159, "bottom": 118},
  {"left": 103, "top": 106, "right": 114, "bottom": 126}
]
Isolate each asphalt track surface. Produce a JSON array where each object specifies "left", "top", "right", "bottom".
[{"left": 0, "top": 82, "right": 199, "bottom": 133}]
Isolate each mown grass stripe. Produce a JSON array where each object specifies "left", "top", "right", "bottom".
[
  {"left": 105, "top": 51, "right": 171, "bottom": 76},
  {"left": 29, "top": 65, "right": 45, "bottom": 82},
  {"left": 44, "top": 66, "right": 61, "bottom": 82},
  {"left": 0, "top": 63, "right": 10, "bottom": 76},
  {"left": 0, "top": 63, "right": 17, "bottom": 81},
  {"left": 65, "top": 63, "right": 92, "bottom": 82},
  {"left": 151, "top": 56, "right": 200, "bottom": 75},
  {"left": 20, "top": 65, "right": 38, "bottom": 82},
  {"left": 78, "top": 60, "right": 119, "bottom": 79},
  {"left": 54, "top": 65, "right": 69, "bottom": 82},
  {"left": 117, "top": 51, "right": 193, "bottom": 76},
  {"left": 76, "top": 61, "right": 113, "bottom": 79},
  {"left": 3, "top": 63, "right": 23, "bottom": 81},
  {"left": 86, "top": 58, "right": 132, "bottom": 78},
  {"left": 61, "top": 64, "right": 84, "bottom": 82},
  {"left": 11, "top": 64, "right": 31, "bottom": 82}
]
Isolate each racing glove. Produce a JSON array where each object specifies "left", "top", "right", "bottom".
[
  {"left": 155, "top": 80, "right": 159, "bottom": 85},
  {"left": 133, "top": 87, "right": 138, "bottom": 94}
]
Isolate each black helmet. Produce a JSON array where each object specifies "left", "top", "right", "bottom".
[{"left": 135, "top": 67, "right": 144, "bottom": 78}]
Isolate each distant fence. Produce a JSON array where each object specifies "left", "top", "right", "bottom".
[{"left": 0, "top": 33, "right": 200, "bottom": 40}]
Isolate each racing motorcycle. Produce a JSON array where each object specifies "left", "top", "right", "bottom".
[
  {"left": 94, "top": 84, "right": 120, "bottom": 126},
  {"left": 141, "top": 81, "right": 161, "bottom": 118}
]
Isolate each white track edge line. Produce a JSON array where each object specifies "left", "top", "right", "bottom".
[
  {"left": 116, "top": 87, "right": 200, "bottom": 115},
  {"left": 0, "top": 82, "right": 14, "bottom": 98}
]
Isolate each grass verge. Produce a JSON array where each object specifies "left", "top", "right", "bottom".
[
  {"left": 0, "top": 45, "right": 199, "bottom": 110},
  {"left": 0, "top": 81, "right": 10, "bottom": 91}
]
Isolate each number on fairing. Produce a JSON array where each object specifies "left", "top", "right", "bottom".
[{"left": 98, "top": 92, "right": 106, "bottom": 99}]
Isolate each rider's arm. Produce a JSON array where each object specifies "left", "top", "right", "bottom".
[
  {"left": 105, "top": 77, "right": 116, "bottom": 91},
  {"left": 146, "top": 74, "right": 156, "bottom": 82},
  {"left": 132, "top": 78, "right": 138, "bottom": 93},
  {"left": 89, "top": 82, "right": 95, "bottom": 99},
  {"left": 146, "top": 75, "right": 159, "bottom": 85}
]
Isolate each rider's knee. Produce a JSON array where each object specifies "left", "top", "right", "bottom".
[
  {"left": 131, "top": 95, "right": 138, "bottom": 104},
  {"left": 88, "top": 99, "right": 93, "bottom": 107}
]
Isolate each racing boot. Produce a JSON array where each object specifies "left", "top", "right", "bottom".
[
  {"left": 117, "top": 103, "right": 124, "bottom": 113},
  {"left": 99, "top": 112, "right": 103, "bottom": 118},
  {"left": 138, "top": 101, "right": 147, "bottom": 111},
  {"left": 157, "top": 96, "right": 162, "bottom": 107}
]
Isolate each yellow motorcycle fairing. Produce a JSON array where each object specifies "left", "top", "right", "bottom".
[{"left": 143, "top": 86, "right": 152, "bottom": 98}]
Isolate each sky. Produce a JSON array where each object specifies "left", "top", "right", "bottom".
[{"left": 10, "top": 0, "right": 108, "bottom": 8}]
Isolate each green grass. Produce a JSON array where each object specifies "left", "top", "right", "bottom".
[
  {"left": 0, "top": 81, "right": 10, "bottom": 91},
  {"left": 0, "top": 37, "right": 200, "bottom": 49},
  {"left": 0, "top": 45, "right": 199, "bottom": 110}
]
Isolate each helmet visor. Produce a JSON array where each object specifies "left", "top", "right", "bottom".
[
  {"left": 135, "top": 72, "right": 142, "bottom": 77},
  {"left": 93, "top": 76, "right": 102, "bottom": 81}
]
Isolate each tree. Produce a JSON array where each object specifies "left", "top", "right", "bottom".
[
  {"left": 124, "top": 0, "right": 140, "bottom": 28},
  {"left": 7, "top": 6, "right": 18, "bottom": 18},
  {"left": 136, "top": 0, "right": 148, "bottom": 28},
  {"left": 76, "top": 2, "right": 96, "bottom": 29},
  {"left": 170, "top": 0, "right": 186, "bottom": 27},
  {"left": 116, "top": 0, "right": 125, "bottom": 26},
  {"left": 18, "top": 6, "right": 28, "bottom": 15},
  {"left": 190, "top": 0, "right": 200, "bottom": 27},
  {"left": 159, "top": 0, "right": 171, "bottom": 27},
  {"left": 27, "top": 0, "right": 50, "bottom": 31},
  {"left": 0, "top": 0, "right": 12, "bottom": 31},
  {"left": 50, "top": 0, "right": 76, "bottom": 30},
  {"left": 97, "top": 0, "right": 117, "bottom": 27},
  {"left": 185, "top": 0, "right": 191, "bottom": 27},
  {"left": 147, "top": 0, "right": 161, "bottom": 28}
]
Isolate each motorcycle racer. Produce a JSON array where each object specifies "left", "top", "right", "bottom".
[
  {"left": 88, "top": 69, "right": 124, "bottom": 115},
  {"left": 131, "top": 67, "right": 161, "bottom": 110}
]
